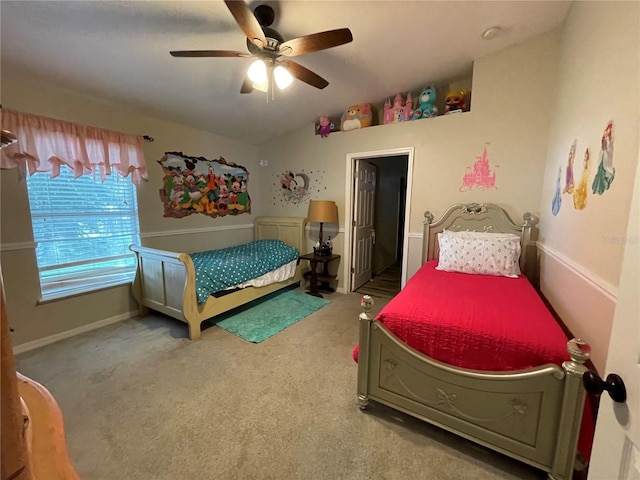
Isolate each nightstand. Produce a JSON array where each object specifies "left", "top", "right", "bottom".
[{"left": 299, "top": 252, "right": 340, "bottom": 298}]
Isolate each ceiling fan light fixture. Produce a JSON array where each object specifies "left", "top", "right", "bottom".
[
  {"left": 252, "top": 80, "right": 269, "bottom": 92},
  {"left": 274, "top": 66, "right": 293, "bottom": 90},
  {"left": 247, "top": 59, "right": 267, "bottom": 84}
]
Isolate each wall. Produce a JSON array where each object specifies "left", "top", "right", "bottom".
[
  {"left": 1, "top": 79, "right": 260, "bottom": 347},
  {"left": 258, "top": 31, "right": 560, "bottom": 286},
  {"left": 537, "top": 1, "right": 639, "bottom": 372}
]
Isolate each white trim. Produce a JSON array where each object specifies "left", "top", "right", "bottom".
[
  {"left": 140, "top": 224, "right": 345, "bottom": 239},
  {"left": 141, "top": 223, "right": 253, "bottom": 238},
  {"left": 537, "top": 242, "right": 618, "bottom": 301},
  {"left": 12, "top": 310, "right": 138, "bottom": 354},
  {"left": 407, "top": 232, "right": 423, "bottom": 239},
  {"left": 344, "top": 147, "right": 415, "bottom": 292},
  {"left": 0, "top": 241, "right": 37, "bottom": 252}
]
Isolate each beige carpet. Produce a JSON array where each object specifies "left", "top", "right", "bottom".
[{"left": 16, "top": 288, "right": 545, "bottom": 480}]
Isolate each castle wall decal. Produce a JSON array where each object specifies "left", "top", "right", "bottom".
[{"left": 460, "top": 143, "right": 499, "bottom": 192}]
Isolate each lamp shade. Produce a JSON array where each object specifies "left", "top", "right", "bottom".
[{"left": 307, "top": 200, "right": 338, "bottom": 224}]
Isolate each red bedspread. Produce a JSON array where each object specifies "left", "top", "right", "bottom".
[
  {"left": 355, "top": 260, "right": 569, "bottom": 370},
  {"left": 353, "top": 260, "right": 594, "bottom": 460}
]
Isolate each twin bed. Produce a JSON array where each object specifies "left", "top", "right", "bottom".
[
  {"left": 356, "top": 203, "right": 592, "bottom": 480},
  {"left": 130, "top": 216, "right": 307, "bottom": 340}
]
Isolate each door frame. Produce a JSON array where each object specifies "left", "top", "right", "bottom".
[{"left": 343, "top": 147, "right": 414, "bottom": 293}]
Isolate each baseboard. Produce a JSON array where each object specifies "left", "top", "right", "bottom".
[{"left": 13, "top": 311, "right": 138, "bottom": 355}]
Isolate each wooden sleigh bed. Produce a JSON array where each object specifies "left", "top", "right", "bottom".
[
  {"left": 130, "top": 216, "right": 307, "bottom": 340},
  {"left": 356, "top": 203, "right": 591, "bottom": 480}
]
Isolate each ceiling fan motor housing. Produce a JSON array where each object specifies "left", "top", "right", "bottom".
[{"left": 247, "top": 26, "right": 283, "bottom": 54}]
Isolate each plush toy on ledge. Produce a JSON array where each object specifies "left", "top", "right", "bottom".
[
  {"left": 383, "top": 92, "right": 413, "bottom": 124},
  {"left": 315, "top": 115, "right": 336, "bottom": 138},
  {"left": 444, "top": 89, "right": 469, "bottom": 114},
  {"left": 340, "top": 103, "right": 373, "bottom": 131},
  {"left": 411, "top": 85, "right": 438, "bottom": 120}
]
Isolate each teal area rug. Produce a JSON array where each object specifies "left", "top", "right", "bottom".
[{"left": 213, "top": 288, "right": 330, "bottom": 343}]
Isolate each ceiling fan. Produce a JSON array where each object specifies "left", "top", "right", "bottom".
[{"left": 170, "top": 1, "right": 353, "bottom": 95}]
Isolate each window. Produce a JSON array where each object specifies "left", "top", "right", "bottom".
[{"left": 26, "top": 165, "right": 141, "bottom": 300}]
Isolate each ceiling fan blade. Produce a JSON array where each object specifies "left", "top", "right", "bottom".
[
  {"left": 170, "top": 50, "right": 250, "bottom": 58},
  {"left": 240, "top": 78, "right": 253, "bottom": 94},
  {"left": 224, "top": 0, "right": 267, "bottom": 49},
  {"left": 278, "top": 28, "right": 353, "bottom": 57},
  {"left": 278, "top": 59, "right": 329, "bottom": 89}
]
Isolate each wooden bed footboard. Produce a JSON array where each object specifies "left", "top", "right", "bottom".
[
  {"left": 356, "top": 296, "right": 590, "bottom": 480},
  {"left": 129, "top": 245, "right": 193, "bottom": 327}
]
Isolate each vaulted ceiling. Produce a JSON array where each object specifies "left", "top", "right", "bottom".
[{"left": 1, "top": 1, "right": 572, "bottom": 144}]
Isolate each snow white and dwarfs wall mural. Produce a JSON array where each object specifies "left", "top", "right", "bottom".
[{"left": 158, "top": 152, "right": 250, "bottom": 218}]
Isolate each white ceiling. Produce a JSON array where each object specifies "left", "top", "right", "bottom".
[{"left": 1, "top": 1, "right": 571, "bottom": 145}]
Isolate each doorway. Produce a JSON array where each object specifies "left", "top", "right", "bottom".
[{"left": 343, "top": 147, "right": 414, "bottom": 295}]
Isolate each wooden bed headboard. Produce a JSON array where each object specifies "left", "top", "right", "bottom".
[
  {"left": 254, "top": 217, "right": 307, "bottom": 254},
  {"left": 421, "top": 203, "right": 539, "bottom": 282}
]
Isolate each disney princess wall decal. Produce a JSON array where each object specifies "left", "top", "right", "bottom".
[
  {"left": 552, "top": 167, "right": 562, "bottom": 216},
  {"left": 573, "top": 148, "right": 590, "bottom": 210},
  {"left": 563, "top": 140, "right": 576, "bottom": 194},
  {"left": 592, "top": 121, "right": 615, "bottom": 195}
]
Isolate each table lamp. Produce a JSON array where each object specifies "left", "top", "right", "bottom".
[{"left": 306, "top": 200, "right": 338, "bottom": 254}]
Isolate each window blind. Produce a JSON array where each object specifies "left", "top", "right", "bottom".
[{"left": 26, "top": 166, "right": 140, "bottom": 300}]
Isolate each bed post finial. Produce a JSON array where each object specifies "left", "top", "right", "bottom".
[
  {"left": 566, "top": 338, "right": 591, "bottom": 368},
  {"left": 424, "top": 211, "right": 434, "bottom": 224},
  {"left": 522, "top": 212, "right": 539, "bottom": 227},
  {"left": 360, "top": 295, "right": 374, "bottom": 322}
]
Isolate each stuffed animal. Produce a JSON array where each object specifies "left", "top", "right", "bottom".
[
  {"left": 411, "top": 85, "right": 438, "bottom": 120},
  {"left": 340, "top": 104, "right": 372, "bottom": 131},
  {"left": 316, "top": 115, "right": 335, "bottom": 138},
  {"left": 444, "top": 89, "right": 468, "bottom": 114}
]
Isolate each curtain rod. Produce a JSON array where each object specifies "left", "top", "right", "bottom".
[{"left": 1, "top": 104, "right": 155, "bottom": 142}]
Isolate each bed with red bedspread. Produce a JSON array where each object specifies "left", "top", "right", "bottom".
[{"left": 355, "top": 203, "right": 594, "bottom": 480}]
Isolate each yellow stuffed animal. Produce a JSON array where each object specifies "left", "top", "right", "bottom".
[{"left": 340, "top": 103, "right": 373, "bottom": 131}]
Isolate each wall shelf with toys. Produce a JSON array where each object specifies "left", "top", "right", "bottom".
[{"left": 315, "top": 77, "right": 472, "bottom": 137}]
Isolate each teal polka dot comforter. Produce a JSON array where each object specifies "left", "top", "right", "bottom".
[{"left": 190, "top": 239, "right": 299, "bottom": 304}]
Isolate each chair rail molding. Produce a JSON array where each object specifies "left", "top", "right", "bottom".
[{"left": 537, "top": 242, "right": 617, "bottom": 301}]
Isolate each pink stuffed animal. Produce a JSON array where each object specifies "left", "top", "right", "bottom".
[{"left": 316, "top": 115, "right": 334, "bottom": 138}]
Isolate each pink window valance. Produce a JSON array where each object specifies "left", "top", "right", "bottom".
[{"left": 0, "top": 108, "right": 148, "bottom": 185}]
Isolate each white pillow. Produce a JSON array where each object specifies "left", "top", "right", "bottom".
[{"left": 436, "top": 231, "right": 521, "bottom": 278}]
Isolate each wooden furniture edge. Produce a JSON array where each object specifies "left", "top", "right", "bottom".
[{"left": 2, "top": 271, "right": 80, "bottom": 480}]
